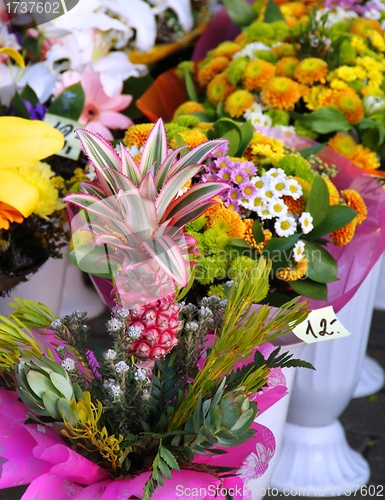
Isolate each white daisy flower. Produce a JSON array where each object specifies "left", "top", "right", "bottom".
[
  {"left": 299, "top": 212, "right": 314, "bottom": 234},
  {"left": 293, "top": 240, "right": 306, "bottom": 263},
  {"left": 274, "top": 215, "right": 297, "bottom": 237},
  {"left": 285, "top": 179, "right": 303, "bottom": 200},
  {"left": 269, "top": 176, "right": 287, "bottom": 196},
  {"left": 269, "top": 198, "right": 288, "bottom": 218},
  {"left": 259, "top": 186, "right": 275, "bottom": 201},
  {"left": 233, "top": 41, "right": 270, "bottom": 60},
  {"left": 249, "top": 111, "right": 272, "bottom": 128},
  {"left": 251, "top": 175, "right": 268, "bottom": 190},
  {"left": 244, "top": 102, "right": 264, "bottom": 120},
  {"left": 265, "top": 168, "right": 285, "bottom": 178},
  {"left": 256, "top": 203, "right": 273, "bottom": 220}
]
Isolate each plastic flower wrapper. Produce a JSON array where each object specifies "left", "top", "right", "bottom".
[
  {"left": 0, "top": 116, "right": 75, "bottom": 295},
  {"left": 0, "top": 149, "right": 312, "bottom": 499}
]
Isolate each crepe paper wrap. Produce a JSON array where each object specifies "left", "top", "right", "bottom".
[
  {"left": 253, "top": 126, "right": 385, "bottom": 313},
  {"left": 0, "top": 387, "right": 276, "bottom": 499}
]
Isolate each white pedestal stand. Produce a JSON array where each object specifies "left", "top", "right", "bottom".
[{"left": 270, "top": 259, "right": 382, "bottom": 496}]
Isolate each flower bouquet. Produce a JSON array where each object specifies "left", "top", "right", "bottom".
[
  {"left": 153, "top": 0, "right": 385, "bottom": 178},
  {"left": 0, "top": 116, "right": 72, "bottom": 296},
  {"left": 0, "top": 118, "right": 311, "bottom": 499}
]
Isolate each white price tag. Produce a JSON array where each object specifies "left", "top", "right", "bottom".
[
  {"left": 292, "top": 306, "right": 351, "bottom": 343},
  {"left": 44, "top": 113, "right": 84, "bottom": 161}
]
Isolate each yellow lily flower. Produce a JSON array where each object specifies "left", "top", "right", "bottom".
[
  {"left": 0, "top": 117, "right": 64, "bottom": 229},
  {"left": 0, "top": 47, "right": 25, "bottom": 68}
]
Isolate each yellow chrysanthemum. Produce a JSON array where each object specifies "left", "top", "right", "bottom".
[
  {"left": 350, "top": 36, "right": 368, "bottom": 54},
  {"left": 276, "top": 56, "right": 300, "bottom": 78},
  {"left": 332, "top": 90, "right": 364, "bottom": 125},
  {"left": 206, "top": 206, "right": 246, "bottom": 238},
  {"left": 277, "top": 257, "right": 308, "bottom": 281},
  {"left": 197, "top": 122, "right": 214, "bottom": 132},
  {"left": 206, "top": 72, "right": 236, "bottom": 106},
  {"left": 211, "top": 41, "right": 243, "bottom": 59},
  {"left": 340, "top": 189, "right": 367, "bottom": 225},
  {"left": 329, "top": 79, "right": 350, "bottom": 90},
  {"left": 197, "top": 56, "right": 230, "bottom": 88},
  {"left": 350, "top": 18, "right": 383, "bottom": 37},
  {"left": 173, "top": 101, "right": 205, "bottom": 119},
  {"left": 328, "top": 133, "right": 358, "bottom": 159},
  {"left": 271, "top": 43, "right": 297, "bottom": 59},
  {"left": 280, "top": 2, "right": 307, "bottom": 19},
  {"left": 369, "top": 30, "right": 385, "bottom": 52},
  {"left": 331, "top": 219, "right": 357, "bottom": 246},
  {"left": 294, "top": 58, "right": 328, "bottom": 85},
  {"left": 234, "top": 32, "right": 249, "bottom": 46},
  {"left": 262, "top": 77, "right": 301, "bottom": 110},
  {"left": 124, "top": 123, "right": 154, "bottom": 148},
  {"left": 203, "top": 198, "right": 224, "bottom": 218},
  {"left": 18, "top": 162, "right": 62, "bottom": 218},
  {"left": 244, "top": 132, "right": 285, "bottom": 164},
  {"left": 243, "top": 218, "right": 257, "bottom": 248},
  {"left": 224, "top": 90, "right": 255, "bottom": 118},
  {"left": 303, "top": 85, "right": 332, "bottom": 110},
  {"left": 350, "top": 144, "right": 381, "bottom": 170},
  {"left": 335, "top": 65, "right": 360, "bottom": 83},
  {"left": 242, "top": 59, "right": 276, "bottom": 91},
  {"left": 360, "top": 86, "right": 385, "bottom": 97},
  {"left": 322, "top": 176, "right": 340, "bottom": 205},
  {"left": 170, "top": 129, "right": 208, "bottom": 150}
]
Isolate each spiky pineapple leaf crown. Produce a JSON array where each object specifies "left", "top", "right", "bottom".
[{"left": 64, "top": 119, "right": 229, "bottom": 311}]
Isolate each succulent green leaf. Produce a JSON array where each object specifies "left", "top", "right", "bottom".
[
  {"left": 230, "top": 407, "right": 256, "bottom": 434},
  {"left": 49, "top": 372, "right": 74, "bottom": 400},
  {"left": 27, "top": 370, "right": 60, "bottom": 399},
  {"left": 222, "top": 403, "right": 242, "bottom": 429},
  {"left": 42, "top": 391, "right": 62, "bottom": 420},
  {"left": 17, "top": 387, "right": 49, "bottom": 415},
  {"left": 209, "top": 405, "right": 223, "bottom": 428}
]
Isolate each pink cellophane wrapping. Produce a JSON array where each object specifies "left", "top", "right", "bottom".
[
  {"left": 0, "top": 341, "right": 283, "bottom": 498},
  {"left": 253, "top": 126, "right": 385, "bottom": 313}
]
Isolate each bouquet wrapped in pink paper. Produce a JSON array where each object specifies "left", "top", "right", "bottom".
[{"left": 0, "top": 119, "right": 311, "bottom": 499}]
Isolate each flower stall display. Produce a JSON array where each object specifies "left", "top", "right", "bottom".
[
  {"left": 0, "top": 116, "right": 70, "bottom": 295},
  {"left": 0, "top": 118, "right": 312, "bottom": 499}
]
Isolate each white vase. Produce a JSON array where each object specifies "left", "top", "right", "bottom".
[
  {"left": 0, "top": 256, "right": 67, "bottom": 316},
  {"left": 247, "top": 334, "right": 306, "bottom": 499},
  {"left": 269, "top": 258, "right": 382, "bottom": 496}
]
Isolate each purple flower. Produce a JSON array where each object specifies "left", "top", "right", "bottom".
[{"left": 23, "top": 100, "right": 47, "bottom": 120}]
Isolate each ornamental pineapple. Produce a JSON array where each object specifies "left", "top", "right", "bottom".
[{"left": 127, "top": 294, "right": 181, "bottom": 365}]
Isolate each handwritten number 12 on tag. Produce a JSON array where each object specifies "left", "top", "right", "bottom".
[{"left": 292, "top": 306, "right": 351, "bottom": 344}]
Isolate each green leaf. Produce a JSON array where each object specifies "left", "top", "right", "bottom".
[
  {"left": 159, "top": 446, "right": 179, "bottom": 470},
  {"left": 222, "top": 403, "right": 242, "bottom": 429},
  {"left": 222, "top": 0, "right": 256, "bottom": 27},
  {"left": 229, "top": 238, "right": 253, "bottom": 249},
  {"left": 184, "top": 67, "right": 198, "bottom": 102},
  {"left": 304, "top": 241, "right": 338, "bottom": 283},
  {"left": 208, "top": 118, "right": 242, "bottom": 157},
  {"left": 264, "top": 0, "right": 285, "bottom": 22},
  {"left": 263, "top": 233, "right": 302, "bottom": 255},
  {"left": 19, "top": 85, "right": 38, "bottom": 106},
  {"left": 289, "top": 278, "right": 328, "bottom": 300},
  {"left": 291, "top": 107, "right": 351, "bottom": 134},
  {"left": 237, "top": 120, "right": 254, "bottom": 157},
  {"left": 10, "top": 93, "right": 30, "bottom": 119},
  {"left": 27, "top": 370, "right": 59, "bottom": 399},
  {"left": 299, "top": 143, "right": 326, "bottom": 157},
  {"left": 49, "top": 83, "right": 85, "bottom": 120},
  {"left": 252, "top": 220, "right": 265, "bottom": 244},
  {"left": 210, "top": 405, "right": 223, "bottom": 428},
  {"left": 306, "top": 205, "right": 357, "bottom": 241},
  {"left": 42, "top": 391, "right": 62, "bottom": 420},
  {"left": 305, "top": 176, "right": 329, "bottom": 228},
  {"left": 49, "top": 372, "right": 73, "bottom": 400}
]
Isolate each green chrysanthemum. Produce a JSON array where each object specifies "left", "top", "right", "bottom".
[
  {"left": 196, "top": 255, "right": 227, "bottom": 285},
  {"left": 202, "top": 228, "right": 231, "bottom": 255},
  {"left": 246, "top": 22, "right": 275, "bottom": 44},
  {"left": 277, "top": 154, "right": 316, "bottom": 184},
  {"left": 227, "top": 57, "right": 249, "bottom": 85},
  {"left": 207, "top": 284, "right": 227, "bottom": 299},
  {"left": 265, "top": 109, "right": 290, "bottom": 127},
  {"left": 294, "top": 120, "right": 319, "bottom": 140},
  {"left": 338, "top": 39, "right": 357, "bottom": 66},
  {"left": 185, "top": 216, "right": 207, "bottom": 233},
  {"left": 254, "top": 50, "right": 277, "bottom": 63},
  {"left": 271, "top": 21, "right": 290, "bottom": 42},
  {"left": 228, "top": 256, "right": 258, "bottom": 282}
]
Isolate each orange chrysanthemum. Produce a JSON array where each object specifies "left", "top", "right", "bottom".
[
  {"left": 242, "top": 59, "right": 276, "bottom": 91},
  {"left": 328, "top": 133, "right": 358, "bottom": 159},
  {"left": 262, "top": 77, "right": 301, "bottom": 110},
  {"left": 350, "top": 18, "right": 383, "bottom": 37},
  {"left": 197, "top": 122, "right": 214, "bottom": 132},
  {"left": 271, "top": 43, "right": 297, "bottom": 59},
  {"left": 206, "top": 206, "right": 246, "bottom": 238},
  {"left": 321, "top": 176, "right": 340, "bottom": 205},
  {"left": 207, "top": 72, "right": 236, "bottom": 106},
  {"left": 224, "top": 90, "right": 255, "bottom": 118},
  {"left": 294, "top": 58, "right": 328, "bottom": 85},
  {"left": 282, "top": 194, "right": 307, "bottom": 214},
  {"left": 277, "top": 257, "right": 309, "bottom": 281},
  {"left": 331, "top": 90, "right": 364, "bottom": 125},
  {"left": 340, "top": 189, "right": 367, "bottom": 225},
  {"left": 331, "top": 219, "right": 357, "bottom": 246},
  {"left": 350, "top": 144, "right": 381, "bottom": 170},
  {"left": 234, "top": 32, "right": 249, "bottom": 46},
  {"left": 276, "top": 56, "right": 300, "bottom": 78},
  {"left": 243, "top": 219, "right": 273, "bottom": 252},
  {"left": 211, "top": 41, "right": 243, "bottom": 59},
  {"left": 169, "top": 129, "right": 208, "bottom": 150},
  {"left": 124, "top": 123, "right": 154, "bottom": 148},
  {"left": 197, "top": 56, "right": 230, "bottom": 88},
  {"left": 173, "top": 101, "right": 205, "bottom": 119},
  {"left": 0, "top": 202, "right": 23, "bottom": 230},
  {"left": 203, "top": 198, "right": 224, "bottom": 218}
]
